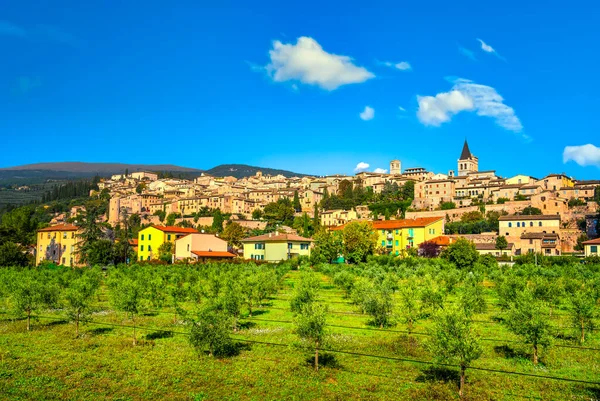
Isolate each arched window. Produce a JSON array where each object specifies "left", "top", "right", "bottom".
[
  {"left": 530, "top": 222, "right": 533, "bottom": 227},
  {"left": 508, "top": 222, "right": 512, "bottom": 227},
  {"left": 539, "top": 222, "right": 542, "bottom": 226},
  {"left": 516, "top": 222, "right": 520, "bottom": 227}
]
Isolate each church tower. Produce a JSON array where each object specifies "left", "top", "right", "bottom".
[
  {"left": 390, "top": 160, "right": 402, "bottom": 175},
  {"left": 457, "top": 140, "right": 478, "bottom": 176}
]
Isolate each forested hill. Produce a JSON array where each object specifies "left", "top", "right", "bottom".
[
  {"left": 205, "top": 164, "right": 308, "bottom": 178},
  {"left": 0, "top": 162, "right": 308, "bottom": 184}
]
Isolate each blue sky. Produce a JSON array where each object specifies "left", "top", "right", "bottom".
[{"left": 1, "top": 0, "right": 600, "bottom": 178}]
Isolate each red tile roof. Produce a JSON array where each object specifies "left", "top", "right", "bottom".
[
  {"left": 331, "top": 217, "right": 443, "bottom": 231},
  {"left": 582, "top": 238, "right": 600, "bottom": 245},
  {"left": 241, "top": 233, "right": 313, "bottom": 242},
  {"left": 151, "top": 225, "right": 199, "bottom": 234},
  {"left": 38, "top": 224, "right": 79, "bottom": 232},
  {"left": 191, "top": 250, "right": 236, "bottom": 258},
  {"left": 429, "top": 235, "right": 451, "bottom": 246}
]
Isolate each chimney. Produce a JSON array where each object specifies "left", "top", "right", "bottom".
[
  {"left": 275, "top": 231, "right": 279, "bottom": 236},
  {"left": 269, "top": 232, "right": 272, "bottom": 238}
]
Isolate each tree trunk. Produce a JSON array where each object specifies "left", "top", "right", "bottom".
[
  {"left": 132, "top": 315, "right": 137, "bottom": 346},
  {"left": 459, "top": 365, "right": 466, "bottom": 398},
  {"left": 533, "top": 344, "right": 538, "bottom": 365},
  {"left": 580, "top": 318, "right": 585, "bottom": 344},
  {"left": 76, "top": 312, "right": 80, "bottom": 336},
  {"left": 315, "top": 342, "right": 319, "bottom": 371},
  {"left": 174, "top": 311, "right": 177, "bottom": 324},
  {"left": 27, "top": 309, "right": 31, "bottom": 331},
  {"left": 249, "top": 305, "right": 252, "bottom": 318}
]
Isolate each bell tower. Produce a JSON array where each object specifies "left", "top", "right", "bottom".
[{"left": 457, "top": 140, "right": 478, "bottom": 176}]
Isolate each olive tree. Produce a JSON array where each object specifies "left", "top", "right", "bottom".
[
  {"left": 568, "top": 287, "right": 597, "bottom": 344},
  {"left": 8, "top": 269, "right": 59, "bottom": 331},
  {"left": 363, "top": 282, "right": 395, "bottom": 328},
  {"left": 290, "top": 271, "right": 320, "bottom": 313},
  {"left": 64, "top": 272, "right": 100, "bottom": 336},
  {"left": 109, "top": 274, "right": 144, "bottom": 345},
  {"left": 505, "top": 290, "right": 552, "bottom": 365},
  {"left": 398, "top": 280, "right": 421, "bottom": 335},
  {"left": 427, "top": 307, "right": 482, "bottom": 398},
  {"left": 295, "top": 302, "right": 327, "bottom": 371},
  {"left": 189, "top": 304, "right": 233, "bottom": 357}
]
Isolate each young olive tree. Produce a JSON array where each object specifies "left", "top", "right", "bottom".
[
  {"left": 64, "top": 272, "right": 100, "bottom": 336},
  {"left": 568, "top": 287, "right": 597, "bottom": 344},
  {"left": 363, "top": 282, "right": 395, "bottom": 328},
  {"left": 505, "top": 290, "right": 552, "bottom": 365},
  {"left": 290, "top": 271, "right": 321, "bottom": 314},
  {"left": 8, "top": 269, "right": 59, "bottom": 331},
  {"left": 295, "top": 302, "right": 327, "bottom": 371},
  {"left": 427, "top": 307, "right": 482, "bottom": 398},
  {"left": 459, "top": 273, "right": 487, "bottom": 317},
  {"left": 189, "top": 304, "right": 233, "bottom": 357},
  {"left": 109, "top": 275, "right": 144, "bottom": 345},
  {"left": 398, "top": 280, "right": 421, "bottom": 335}
]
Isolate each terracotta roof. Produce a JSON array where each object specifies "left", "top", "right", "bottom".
[
  {"left": 241, "top": 233, "right": 313, "bottom": 242},
  {"left": 499, "top": 215, "right": 560, "bottom": 221},
  {"left": 429, "top": 236, "right": 451, "bottom": 246},
  {"left": 191, "top": 250, "right": 236, "bottom": 258},
  {"left": 475, "top": 243, "right": 514, "bottom": 250},
  {"left": 331, "top": 217, "right": 443, "bottom": 231},
  {"left": 520, "top": 232, "right": 559, "bottom": 239},
  {"left": 129, "top": 239, "right": 138, "bottom": 245},
  {"left": 38, "top": 224, "right": 79, "bottom": 232},
  {"left": 150, "top": 225, "right": 199, "bottom": 234},
  {"left": 582, "top": 238, "right": 600, "bottom": 245}
]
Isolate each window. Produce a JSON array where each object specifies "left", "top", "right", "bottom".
[
  {"left": 300, "top": 244, "right": 309, "bottom": 250},
  {"left": 508, "top": 222, "right": 512, "bottom": 227},
  {"left": 516, "top": 222, "right": 520, "bottom": 227},
  {"left": 261, "top": 255, "right": 264, "bottom": 260},
  {"left": 381, "top": 240, "right": 385, "bottom": 246},
  {"left": 187, "top": 244, "right": 190, "bottom": 251},
  {"left": 591, "top": 246, "right": 598, "bottom": 253},
  {"left": 62, "top": 257, "right": 66, "bottom": 264},
  {"left": 529, "top": 239, "right": 533, "bottom": 244},
  {"left": 63, "top": 233, "right": 67, "bottom": 239},
  {"left": 147, "top": 256, "right": 151, "bottom": 260},
  {"left": 530, "top": 222, "right": 533, "bottom": 227},
  {"left": 168, "top": 234, "right": 171, "bottom": 241},
  {"left": 47, "top": 233, "right": 51, "bottom": 239},
  {"left": 148, "top": 245, "right": 152, "bottom": 251},
  {"left": 254, "top": 243, "right": 264, "bottom": 250},
  {"left": 522, "top": 222, "right": 525, "bottom": 227},
  {"left": 539, "top": 222, "right": 542, "bottom": 227},
  {"left": 395, "top": 240, "right": 399, "bottom": 246},
  {"left": 395, "top": 230, "right": 398, "bottom": 234},
  {"left": 288, "top": 243, "right": 293, "bottom": 249},
  {"left": 141, "top": 234, "right": 144, "bottom": 241},
  {"left": 141, "top": 245, "right": 144, "bottom": 251}
]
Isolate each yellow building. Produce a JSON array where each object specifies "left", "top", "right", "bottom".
[
  {"left": 505, "top": 174, "right": 536, "bottom": 185},
  {"left": 36, "top": 224, "right": 80, "bottom": 267},
  {"left": 331, "top": 217, "right": 444, "bottom": 256},
  {"left": 583, "top": 238, "right": 600, "bottom": 257},
  {"left": 137, "top": 225, "right": 198, "bottom": 261},
  {"left": 241, "top": 232, "right": 312, "bottom": 262}
]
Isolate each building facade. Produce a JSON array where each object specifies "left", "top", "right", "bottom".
[
  {"left": 241, "top": 233, "right": 312, "bottom": 261},
  {"left": 36, "top": 224, "right": 80, "bottom": 267},
  {"left": 137, "top": 225, "right": 198, "bottom": 261}
]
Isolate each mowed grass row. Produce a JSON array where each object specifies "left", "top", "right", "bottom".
[{"left": 1, "top": 269, "right": 599, "bottom": 401}]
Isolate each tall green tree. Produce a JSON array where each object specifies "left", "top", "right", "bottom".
[
  {"left": 427, "top": 307, "right": 482, "bottom": 398},
  {"left": 495, "top": 236, "right": 508, "bottom": 254},
  {"left": 0, "top": 242, "right": 30, "bottom": 267},
  {"left": 342, "top": 221, "right": 378, "bottom": 264},
  {"left": 568, "top": 287, "right": 597, "bottom": 344},
  {"left": 221, "top": 221, "right": 246, "bottom": 248},
  {"left": 212, "top": 209, "right": 224, "bottom": 233},
  {"left": 109, "top": 274, "right": 144, "bottom": 345},
  {"left": 76, "top": 200, "right": 106, "bottom": 266},
  {"left": 64, "top": 272, "right": 100, "bottom": 336},
  {"left": 7, "top": 269, "right": 59, "bottom": 331},
  {"left": 310, "top": 229, "right": 343, "bottom": 264},
  {"left": 442, "top": 238, "right": 479, "bottom": 270},
  {"left": 293, "top": 190, "right": 301, "bottom": 212}
]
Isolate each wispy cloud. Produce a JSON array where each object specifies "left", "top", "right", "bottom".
[
  {"left": 14, "top": 76, "right": 42, "bottom": 95},
  {"left": 563, "top": 144, "right": 600, "bottom": 167},
  {"left": 0, "top": 20, "right": 82, "bottom": 47},
  {"left": 458, "top": 45, "right": 476, "bottom": 61},
  {"left": 417, "top": 77, "right": 526, "bottom": 138},
  {"left": 354, "top": 162, "right": 370, "bottom": 173},
  {"left": 476, "top": 38, "right": 506, "bottom": 61},
  {"left": 359, "top": 106, "right": 375, "bottom": 121},
  {"left": 263, "top": 36, "right": 374, "bottom": 90},
  {"left": 398, "top": 106, "right": 406, "bottom": 112},
  {"left": 379, "top": 60, "right": 412, "bottom": 71},
  {"left": 0, "top": 20, "right": 27, "bottom": 38}
]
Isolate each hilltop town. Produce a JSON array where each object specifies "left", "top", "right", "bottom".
[{"left": 30, "top": 140, "right": 600, "bottom": 267}]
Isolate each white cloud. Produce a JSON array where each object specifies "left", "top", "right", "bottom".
[
  {"left": 0, "top": 20, "right": 27, "bottom": 38},
  {"left": 381, "top": 60, "right": 412, "bottom": 71},
  {"left": 359, "top": 106, "right": 375, "bottom": 121},
  {"left": 265, "top": 36, "right": 374, "bottom": 90},
  {"left": 398, "top": 106, "right": 406, "bottom": 112},
  {"left": 563, "top": 144, "right": 600, "bottom": 167},
  {"left": 477, "top": 38, "right": 494, "bottom": 53},
  {"left": 417, "top": 90, "right": 474, "bottom": 126},
  {"left": 417, "top": 78, "right": 524, "bottom": 135},
  {"left": 373, "top": 168, "right": 388, "bottom": 174},
  {"left": 354, "top": 162, "right": 370, "bottom": 173}
]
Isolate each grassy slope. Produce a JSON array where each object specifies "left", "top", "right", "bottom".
[{"left": 0, "top": 270, "right": 599, "bottom": 401}]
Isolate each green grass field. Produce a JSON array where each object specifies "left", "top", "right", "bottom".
[{"left": 1, "top": 269, "right": 599, "bottom": 401}]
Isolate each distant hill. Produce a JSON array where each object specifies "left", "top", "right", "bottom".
[
  {"left": 205, "top": 164, "right": 308, "bottom": 178},
  {"left": 0, "top": 162, "right": 308, "bottom": 185}
]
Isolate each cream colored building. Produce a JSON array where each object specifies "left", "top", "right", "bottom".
[
  {"left": 175, "top": 233, "right": 234, "bottom": 261},
  {"left": 241, "top": 232, "right": 312, "bottom": 261},
  {"left": 583, "top": 238, "right": 600, "bottom": 257},
  {"left": 320, "top": 209, "right": 358, "bottom": 227}
]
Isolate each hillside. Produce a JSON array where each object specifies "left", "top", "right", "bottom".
[
  {"left": 0, "top": 162, "right": 308, "bottom": 186},
  {"left": 205, "top": 164, "right": 308, "bottom": 178}
]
